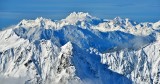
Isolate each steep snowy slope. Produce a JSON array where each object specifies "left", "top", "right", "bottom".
[
  {"left": 100, "top": 38, "right": 160, "bottom": 84},
  {"left": 0, "top": 12, "right": 159, "bottom": 84}
]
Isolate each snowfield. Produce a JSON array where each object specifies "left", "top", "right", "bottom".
[{"left": 0, "top": 12, "right": 160, "bottom": 84}]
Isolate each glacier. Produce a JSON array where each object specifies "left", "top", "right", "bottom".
[{"left": 0, "top": 12, "right": 160, "bottom": 84}]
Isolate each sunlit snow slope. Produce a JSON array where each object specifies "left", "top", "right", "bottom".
[{"left": 0, "top": 12, "right": 160, "bottom": 84}]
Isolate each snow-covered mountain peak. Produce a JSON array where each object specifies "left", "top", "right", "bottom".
[
  {"left": 35, "top": 17, "right": 46, "bottom": 21},
  {"left": 16, "top": 17, "right": 56, "bottom": 29},
  {"left": 66, "top": 12, "right": 92, "bottom": 21},
  {"left": 113, "top": 16, "right": 123, "bottom": 22},
  {"left": 112, "top": 17, "right": 137, "bottom": 26},
  {"left": 63, "top": 12, "right": 100, "bottom": 26},
  {"left": 153, "top": 21, "right": 160, "bottom": 29},
  {"left": 61, "top": 41, "right": 73, "bottom": 56},
  {"left": 34, "top": 17, "right": 51, "bottom": 24}
]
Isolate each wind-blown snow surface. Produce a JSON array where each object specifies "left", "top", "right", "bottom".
[{"left": 0, "top": 12, "right": 160, "bottom": 84}]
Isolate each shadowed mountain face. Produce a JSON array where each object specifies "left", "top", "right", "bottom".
[{"left": 0, "top": 12, "right": 160, "bottom": 84}]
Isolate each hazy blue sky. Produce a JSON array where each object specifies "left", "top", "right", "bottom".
[{"left": 0, "top": 0, "right": 160, "bottom": 28}]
